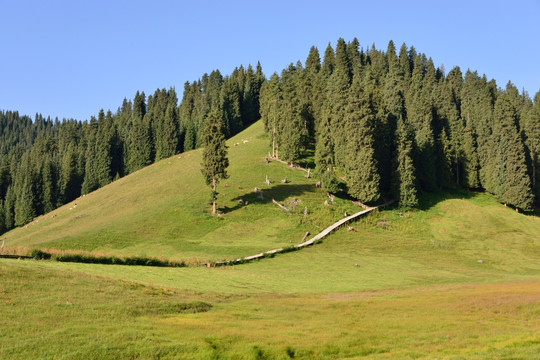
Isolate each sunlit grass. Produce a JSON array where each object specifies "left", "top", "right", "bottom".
[{"left": 1, "top": 260, "right": 539, "bottom": 359}]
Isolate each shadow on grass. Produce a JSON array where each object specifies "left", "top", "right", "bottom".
[
  {"left": 416, "top": 188, "right": 539, "bottom": 217},
  {"left": 220, "top": 183, "right": 315, "bottom": 214},
  {"left": 417, "top": 188, "right": 479, "bottom": 211}
]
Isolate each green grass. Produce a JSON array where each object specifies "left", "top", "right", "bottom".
[
  {"left": 1, "top": 260, "right": 539, "bottom": 359},
  {"left": 1, "top": 120, "right": 540, "bottom": 359}
]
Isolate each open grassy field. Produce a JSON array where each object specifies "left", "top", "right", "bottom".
[
  {"left": 1, "top": 120, "right": 539, "bottom": 359},
  {"left": 1, "top": 259, "right": 539, "bottom": 359}
]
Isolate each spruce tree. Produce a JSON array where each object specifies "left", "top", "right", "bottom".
[
  {"left": 525, "top": 91, "right": 540, "bottom": 202},
  {"left": 321, "top": 43, "right": 335, "bottom": 80},
  {"left": 342, "top": 72, "right": 380, "bottom": 203},
  {"left": 392, "top": 117, "right": 418, "bottom": 207},
  {"left": 220, "top": 78, "right": 243, "bottom": 136},
  {"left": 315, "top": 107, "right": 339, "bottom": 193},
  {"left": 128, "top": 92, "right": 152, "bottom": 173},
  {"left": 14, "top": 154, "right": 37, "bottom": 226},
  {"left": 95, "top": 110, "right": 115, "bottom": 188},
  {"left": 201, "top": 109, "right": 229, "bottom": 215},
  {"left": 277, "top": 64, "right": 303, "bottom": 162},
  {"left": 328, "top": 39, "right": 352, "bottom": 169},
  {"left": 155, "top": 102, "right": 179, "bottom": 160},
  {"left": 259, "top": 73, "right": 281, "bottom": 157},
  {"left": 487, "top": 86, "right": 534, "bottom": 209},
  {"left": 462, "top": 120, "right": 480, "bottom": 188},
  {"left": 60, "top": 143, "right": 80, "bottom": 203},
  {"left": 81, "top": 117, "right": 99, "bottom": 194}
]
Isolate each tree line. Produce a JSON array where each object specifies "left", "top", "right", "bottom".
[
  {"left": 260, "top": 38, "right": 539, "bottom": 210},
  {"left": 0, "top": 63, "right": 264, "bottom": 232}
]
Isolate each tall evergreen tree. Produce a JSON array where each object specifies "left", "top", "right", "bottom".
[
  {"left": 128, "top": 92, "right": 152, "bottom": 173},
  {"left": 314, "top": 108, "right": 339, "bottom": 192},
  {"left": 524, "top": 90, "right": 540, "bottom": 202},
  {"left": 81, "top": 116, "right": 99, "bottom": 194},
  {"left": 342, "top": 72, "right": 381, "bottom": 203},
  {"left": 201, "top": 109, "right": 229, "bottom": 215},
  {"left": 14, "top": 153, "right": 37, "bottom": 226},
  {"left": 392, "top": 117, "right": 418, "bottom": 207},
  {"left": 462, "top": 119, "right": 481, "bottom": 188},
  {"left": 486, "top": 85, "right": 534, "bottom": 209}
]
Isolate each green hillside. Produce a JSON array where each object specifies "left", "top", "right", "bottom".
[
  {"left": 3, "top": 120, "right": 357, "bottom": 262},
  {"left": 1, "top": 120, "right": 540, "bottom": 359}
]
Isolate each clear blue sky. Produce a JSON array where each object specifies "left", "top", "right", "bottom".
[{"left": 1, "top": 0, "right": 539, "bottom": 121}]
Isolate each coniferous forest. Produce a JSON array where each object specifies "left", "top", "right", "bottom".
[
  {"left": 0, "top": 38, "right": 539, "bottom": 234},
  {"left": 260, "top": 39, "right": 539, "bottom": 211}
]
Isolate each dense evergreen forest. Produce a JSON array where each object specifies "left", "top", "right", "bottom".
[
  {"left": 0, "top": 63, "right": 264, "bottom": 233},
  {"left": 260, "top": 39, "right": 539, "bottom": 211},
  {"left": 0, "top": 38, "right": 539, "bottom": 234}
]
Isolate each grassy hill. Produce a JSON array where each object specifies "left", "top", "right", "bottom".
[
  {"left": 4, "top": 120, "right": 357, "bottom": 263},
  {"left": 1, "top": 120, "right": 540, "bottom": 359}
]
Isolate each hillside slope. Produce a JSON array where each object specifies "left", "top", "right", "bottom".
[{"left": 4, "top": 121, "right": 354, "bottom": 262}]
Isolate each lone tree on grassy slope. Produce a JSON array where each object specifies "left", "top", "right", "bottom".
[{"left": 201, "top": 110, "right": 229, "bottom": 215}]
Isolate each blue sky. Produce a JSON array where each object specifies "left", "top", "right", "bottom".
[{"left": 1, "top": 0, "right": 539, "bottom": 120}]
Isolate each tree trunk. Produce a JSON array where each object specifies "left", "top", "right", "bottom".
[
  {"left": 272, "top": 126, "right": 276, "bottom": 158},
  {"left": 533, "top": 154, "right": 537, "bottom": 188},
  {"left": 455, "top": 152, "right": 459, "bottom": 185},
  {"left": 212, "top": 176, "right": 217, "bottom": 215}
]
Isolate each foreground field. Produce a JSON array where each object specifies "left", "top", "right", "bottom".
[{"left": 1, "top": 259, "right": 539, "bottom": 359}]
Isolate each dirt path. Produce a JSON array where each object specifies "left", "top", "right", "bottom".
[{"left": 212, "top": 201, "right": 392, "bottom": 267}]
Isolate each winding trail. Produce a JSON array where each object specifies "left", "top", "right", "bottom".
[{"left": 212, "top": 201, "right": 393, "bottom": 267}]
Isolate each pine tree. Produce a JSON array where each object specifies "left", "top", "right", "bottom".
[
  {"left": 95, "top": 110, "right": 115, "bottom": 187},
  {"left": 277, "top": 64, "right": 303, "bottom": 162},
  {"left": 342, "top": 72, "right": 380, "bottom": 203},
  {"left": 220, "top": 78, "right": 243, "bottom": 136},
  {"left": 41, "top": 157, "right": 58, "bottom": 213},
  {"left": 321, "top": 43, "right": 335, "bottom": 80},
  {"left": 392, "top": 117, "right": 418, "bottom": 207},
  {"left": 315, "top": 107, "right": 339, "bottom": 193},
  {"left": 155, "top": 102, "right": 179, "bottom": 160},
  {"left": 201, "top": 110, "right": 229, "bottom": 215},
  {"left": 60, "top": 142, "right": 80, "bottom": 203},
  {"left": 524, "top": 91, "right": 540, "bottom": 202},
  {"left": 487, "top": 86, "right": 534, "bottom": 209},
  {"left": 328, "top": 39, "right": 352, "bottom": 169},
  {"left": 81, "top": 117, "right": 99, "bottom": 194},
  {"left": 14, "top": 154, "right": 37, "bottom": 226},
  {"left": 128, "top": 92, "right": 152, "bottom": 173},
  {"left": 259, "top": 73, "right": 281, "bottom": 157},
  {"left": 462, "top": 119, "right": 480, "bottom": 188}
]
